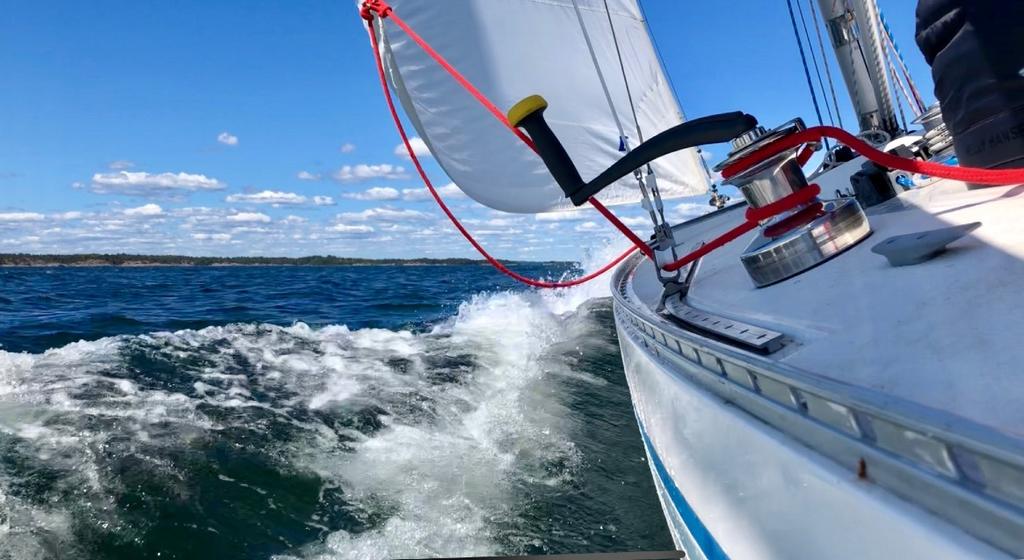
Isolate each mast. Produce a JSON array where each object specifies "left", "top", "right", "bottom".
[{"left": 816, "top": 0, "right": 899, "bottom": 135}]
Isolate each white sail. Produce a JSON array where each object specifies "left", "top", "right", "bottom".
[{"left": 375, "top": 0, "right": 710, "bottom": 213}]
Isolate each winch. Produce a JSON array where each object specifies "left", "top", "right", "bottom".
[{"left": 714, "top": 119, "right": 872, "bottom": 287}]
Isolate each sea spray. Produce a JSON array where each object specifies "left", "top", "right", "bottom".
[{"left": 0, "top": 261, "right": 669, "bottom": 559}]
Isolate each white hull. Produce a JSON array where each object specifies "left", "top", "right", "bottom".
[
  {"left": 609, "top": 175, "right": 1024, "bottom": 557},
  {"left": 615, "top": 317, "right": 1005, "bottom": 558}
]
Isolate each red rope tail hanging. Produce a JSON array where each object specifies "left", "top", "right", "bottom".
[
  {"left": 373, "top": 5, "right": 653, "bottom": 260},
  {"left": 366, "top": 23, "right": 635, "bottom": 289}
]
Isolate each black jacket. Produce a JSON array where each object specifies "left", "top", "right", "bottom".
[{"left": 916, "top": 0, "right": 1024, "bottom": 168}]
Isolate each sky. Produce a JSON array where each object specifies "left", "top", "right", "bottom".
[{"left": 0, "top": 1, "right": 934, "bottom": 261}]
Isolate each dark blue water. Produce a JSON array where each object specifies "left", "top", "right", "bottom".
[{"left": 0, "top": 266, "right": 671, "bottom": 559}]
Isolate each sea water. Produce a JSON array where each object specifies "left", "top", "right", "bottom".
[{"left": 0, "top": 265, "right": 672, "bottom": 559}]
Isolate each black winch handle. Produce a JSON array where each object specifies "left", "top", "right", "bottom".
[{"left": 507, "top": 95, "right": 758, "bottom": 205}]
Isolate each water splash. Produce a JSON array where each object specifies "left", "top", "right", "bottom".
[{"left": 0, "top": 265, "right": 667, "bottom": 559}]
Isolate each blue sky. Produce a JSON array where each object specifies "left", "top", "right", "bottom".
[{"left": 0, "top": 1, "right": 932, "bottom": 261}]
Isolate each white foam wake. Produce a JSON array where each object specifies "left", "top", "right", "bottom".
[{"left": 0, "top": 261, "right": 624, "bottom": 559}]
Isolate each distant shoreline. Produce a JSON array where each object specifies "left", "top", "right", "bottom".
[{"left": 0, "top": 253, "right": 574, "bottom": 267}]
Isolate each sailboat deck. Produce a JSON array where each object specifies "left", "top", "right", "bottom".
[{"left": 632, "top": 178, "right": 1024, "bottom": 441}]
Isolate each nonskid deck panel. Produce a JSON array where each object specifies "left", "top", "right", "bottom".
[{"left": 612, "top": 250, "right": 1024, "bottom": 556}]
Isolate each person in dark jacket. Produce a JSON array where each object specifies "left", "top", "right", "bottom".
[{"left": 916, "top": 0, "right": 1024, "bottom": 169}]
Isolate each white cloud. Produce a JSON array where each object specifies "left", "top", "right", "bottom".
[
  {"left": 671, "top": 202, "right": 710, "bottom": 222},
  {"left": 343, "top": 187, "right": 400, "bottom": 201},
  {"left": 337, "top": 207, "right": 432, "bottom": 222},
  {"left": 53, "top": 211, "right": 85, "bottom": 220},
  {"left": 394, "top": 137, "right": 432, "bottom": 160},
  {"left": 192, "top": 233, "right": 232, "bottom": 242},
  {"left": 217, "top": 132, "right": 239, "bottom": 146},
  {"left": 225, "top": 190, "right": 308, "bottom": 205},
  {"left": 401, "top": 183, "right": 465, "bottom": 202},
  {"left": 90, "top": 171, "right": 224, "bottom": 194},
  {"left": 0, "top": 212, "right": 45, "bottom": 222},
  {"left": 297, "top": 170, "right": 321, "bottom": 181},
  {"left": 108, "top": 160, "right": 135, "bottom": 170},
  {"left": 536, "top": 209, "right": 593, "bottom": 221},
  {"left": 171, "top": 206, "right": 214, "bottom": 217},
  {"left": 312, "top": 195, "right": 335, "bottom": 206},
  {"left": 327, "top": 223, "right": 374, "bottom": 234},
  {"left": 226, "top": 212, "right": 271, "bottom": 223},
  {"left": 123, "top": 203, "right": 164, "bottom": 217},
  {"left": 332, "top": 164, "right": 408, "bottom": 183},
  {"left": 574, "top": 221, "right": 603, "bottom": 232},
  {"left": 618, "top": 216, "right": 651, "bottom": 227},
  {"left": 282, "top": 215, "right": 307, "bottom": 224},
  {"left": 339, "top": 143, "right": 356, "bottom": 153}
]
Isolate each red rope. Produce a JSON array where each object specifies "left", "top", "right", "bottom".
[
  {"left": 661, "top": 123, "right": 1024, "bottom": 273},
  {"left": 661, "top": 185, "right": 821, "bottom": 272},
  {"left": 587, "top": 197, "right": 655, "bottom": 259},
  {"left": 383, "top": 10, "right": 538, "bottom": 152},
  {"left": 366, "top": 24, "right": 636, "bottom": 289},
  {"left": 379, "top": 7, "right": 653, "bottom": 260},
  {"left": 364, "top": 1, "right": 1024, "bottom": 282},
  {"left": 723, "top": 125, "right": 1024, "bottom": 186}
]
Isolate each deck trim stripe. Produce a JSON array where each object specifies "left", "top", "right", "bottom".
[{"left": 639, "top": 423, "right": 730, "bottom": 560}]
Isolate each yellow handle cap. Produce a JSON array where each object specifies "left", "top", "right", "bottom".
[{"left": 507, "top": 95, "right": 548, "bottom": 127}]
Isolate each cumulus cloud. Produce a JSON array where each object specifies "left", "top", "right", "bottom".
[
  {"left": 217, "top": 132, "right": 239, "bottom": 146},
  {"left": 226, "top": 190, "right": 308, "bottom": 205},
  {"left": 53, "top": 211, "right": 85, "bottom": 220},
  {"left": 574, "top": 221, "right": 603, "bottom": 232},
  {"left": 90, "top": 171, "right": 225, "bottom": 194},
  {"left": 337, "top": 207, "right": 432, "bottom": 222},
  {"left": 192, "top": 233, "right": 232, "bottom": 241},
  {"left": 108, "top": 160, "right": 135, "bottom": 170},
  {"left": 617, "top": 216, "right": 651, "bottom": 228},
  {"left": 343, "top": 187, "right": 400, "bottom": 201},
  {"left": 535, "top": 209, "right": 593, "bottom": 221},
  {"left": 123, "top": 203, "right": 164, "bottom": 217},
  {"left": 400, "top": 183, "right": 465, "bottom": 202},
  {"left": 671, "top": 202, "right": 710, "bottom": 222},
  {"left": 339, "top": 143, "right": 356, "bottom": 153},
  {"left": 332, "top": 164, "right": 408, "bottom": 183},
  {"left": 394, "top": 137, "right": 432, "bottom": 160},
  {"left": 0, "top": 212, "right": 45, "bottom": 222},
  {"left": 312, "top": 196, "right": 335, "bottom": 206},
  {"left": 297, "top": 170, "right": 321, "bottom": 181},
  {"left": 327, "top": 223, "right": 374, "bottom": 234},
  {"left": 226, "top": 212, "right": 271, "bottom": 223}
]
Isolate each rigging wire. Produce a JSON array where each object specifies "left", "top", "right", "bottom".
[
  {"left": 887, "top": 59, "right": 910, "bottom": 130},
  {"left": 601, "top": 0, "right": 668, "bottom": 231},
  {"left": 807, "top": 0, "right": 845, "bottom": 129},
  {"left": 877, "top": 9, "right": 926, "bottom": 113},
  {"left": 785, "top": 0, "right": 831, "bottom": 149},
  {"left": 637, "top": 0, "right": 684, "bottom": 123},
  {"left": 364, "top": 19, "right": 640, "bottom": 289},
  {"left": 795, "top": 0, "right": 836, "bottom": 127},
  {"left": 634, "top": 0, "right": 716, "bottom": 223},
  {"left": 569, "top": 0, "right": 628, "bottom": 148}
]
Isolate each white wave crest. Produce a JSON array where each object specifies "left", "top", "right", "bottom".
[{"left": 0, "top": 274, "right": 618, "bottom": 559}]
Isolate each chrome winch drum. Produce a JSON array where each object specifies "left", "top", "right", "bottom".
[{"left": 715, "top": 120, "right": 872, "bottom": 287}]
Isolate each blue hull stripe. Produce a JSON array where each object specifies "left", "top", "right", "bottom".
[{"left": 639, "top": 424, "right": 730, "bottom": 560}]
